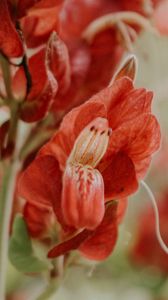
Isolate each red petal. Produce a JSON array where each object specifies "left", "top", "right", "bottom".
[
  {"left": 17, "top": 0, "right": 63, "bottom": 17},
  {"left": 107, "top": 86, "right": 153, "bottom": 129},
  {"left": 46, "top": 32, "right": 71, "bottom": 95},
  {"left": 48, "top": 229, "right": 90, "bottom": 258},
  {"left": 106, "top": 114, "right": 161, "bottom": 178},
  {"left": 90, "top": 77, "right": 152, "bottom": 129},
  {"left": 20, "top": 45, "right": 58, "bottom": 122},
  {"left": 21, "top": 6, "right": 60, "bottom": 47},
  {"left": 24, "top": 202, "right": 55, "bottom": 238},
  {"left": 18, "top": 155, "right": 62, "bottom": 207},
  {"left": 18, "top": 155, "right": 71, "bottom": 231},
  {"left": 59, "top": 0, "right": 118, "bottom": 42},
  {"left": 78, "top": 29, "right": 123, "bottom": 102},
  {"left": 48, "top": 201, "right": 118, "bottom": 260},
  {"left": 52, "top": 43, "right": 91, "bottom": 112},
  {"left": 79, "top": 202, "right": 118, "bottom": 260},
  {"left": 100, "top": 152, "right": 138, "bottom": 200},
  {"left": 62, "top": 164, "right": 105, "bottom": 230},
  {"left": 0, "top": 0, "right": 23, "bottom": 57}
]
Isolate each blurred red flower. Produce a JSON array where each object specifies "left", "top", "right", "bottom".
[{"left": 131, "top": 192, "right": 168, "bottom": 273}]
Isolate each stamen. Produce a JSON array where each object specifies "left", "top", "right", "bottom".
[
  {"left": 141, "top": 180, "right": 168, "bottom": 255},
  {"left": 68, "top": 117, "right": 111, "bottom": 168}
]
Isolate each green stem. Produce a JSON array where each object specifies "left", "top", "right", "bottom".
[
  {"left": 0, "top": 160, "right": 21, "bottom": 300},
  {"left": 35, "top": 257, "right": 64, "bottom": 300},
  {"left": 0, "top": 101, "right": 21, "bottom": 299},
  {"left": 36, "top": 279, "right": 60, "bottom": 300}
]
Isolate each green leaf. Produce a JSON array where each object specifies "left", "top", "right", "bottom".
[{"left": 9, "top": 215, "right": 50, "bottom": 273}]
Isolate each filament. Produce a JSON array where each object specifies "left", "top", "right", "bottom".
[{"left": 141, "top": 180, "right": 168, "bottom": 254}]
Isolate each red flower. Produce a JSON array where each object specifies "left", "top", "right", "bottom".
[
  {"left": 131, "top": 192, "right": 168, "bottom": 274},
  {"left": 4, "top": 32, "right": 68, "bottom": 122},
  {"left": 0, "top": 0, "right": 23, "bottom": 58},
  {"left": 15, "top": 0, "right": 157, "bottom": 117},
  {"left": 18, "top": 70, "right": 160, "bottom": 260}
]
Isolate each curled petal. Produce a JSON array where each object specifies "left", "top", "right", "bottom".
[
  {"left": 111, "top": 55, "right": 137, "bottom": 83},
  {"left": 0, "top": 0, "right": 23, "bottom": 58},
  {"left": 48, "top": 201, "right": 118, "bottom": 260},
  {"left": 79, "top": 201, "right": 118, "bottom": 260},
  {"left": 100, "top": 152, "right": 138, "bottom": 200},
  {"left": 52, "top": 43, "right": 91, "bottom": 112},
  {"left": 20, "top": 45, "right": 58, "bottom": 122},
  {"left": 62, "top": 164, "right": 105, "bottom": 230},
  {"left": 48, "top": 229, "right": 91, "bottom": 258},
  {"left": 46, "top": 32, "right": 71, "bottom": 95}
]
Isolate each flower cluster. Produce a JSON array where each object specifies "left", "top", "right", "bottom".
[{"left": 0, "top": 0, "right": 165, "bottom": 298}]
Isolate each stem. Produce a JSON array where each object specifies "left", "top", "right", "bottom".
[
  {"left": 0, "top": 102, "right": 21, "bottom": 299},
  {"left": 35, "top": 257, "right": 64, "bottom": 300},
  {"left": 35, "top": 279, "right": 60, "bottom": 300},
  {"left": 0, "top": 160, "right": 21, "bottom": 300}
]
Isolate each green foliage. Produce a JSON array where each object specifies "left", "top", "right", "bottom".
[{"left": 9, "top": 215, "right": 50, "bottom": 273}]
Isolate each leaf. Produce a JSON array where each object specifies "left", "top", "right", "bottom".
[{"left": 9, "top": 215, "right": 50, "bottom": 273}]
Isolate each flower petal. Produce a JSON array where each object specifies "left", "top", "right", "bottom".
[
  {"left": 100, "top": 152, "right": 138, "bottom": 200},
  {"left": 48, "top": 229, "right": 90, "bottom": 258},
  {"left": 21, "top": 5, "right": 61, "bottom": 47},
  {"left": 79, "top": 201, "right": 118, "bottom": 260},
  {"left": 48, "top": 201, "right": 118, "bottom": 260},
  {"left": 90, "top": 76, "right": 152, "bottom": 129},
  {"left": 52, "top": 42, "right": 91, "bottom": 112},
  {"left": 106, "top": 113, "right": 161, "bottom": 178},
  {"left": 18, "top": 155, "right": 61, "bottom": 207},
  {"left": 0, "top": 0, "right": 23, "bottom": 58},
  {"left": 17, "top": 0, "right": 63, "bottom": 17},
  {"left": 18, "top": 155, "right": 69, "bottom": 231},
  {"left": 23, "top": 202, "right": 55, "bottom": 238},
  {"left": 78, "top": 29, "right": 123, "bottom": 101},
  {"left": 46, "top": 32, "right": 71, "bottom": 95},
  {"left": 62, "top": 164, "right": 105, "bottom": 230},
  {"left": 107, "top": 86, "right": 153, "bottom": 128},
  {"left": 20, "top": 44, "right": 58, "bottom": 122}
]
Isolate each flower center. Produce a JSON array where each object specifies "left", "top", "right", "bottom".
[{"left": 68, "top": 117, "right": 112, "bottom": 168}]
